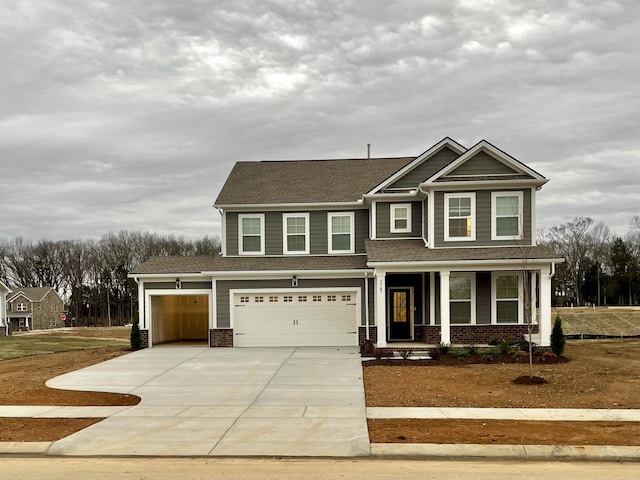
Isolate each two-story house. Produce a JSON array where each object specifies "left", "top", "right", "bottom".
[
  {"left": 6, "top": 287, "right": 65, "bottom": 331},
  {"left": 131, "top": 137, "right": 562, "bottom": 349},
  {"left": 0, "top": 281, "right": 10, "bottom": 336}
]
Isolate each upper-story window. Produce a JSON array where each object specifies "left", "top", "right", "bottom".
[
  {"left": 444, "top": 193, "right": 475, "bottom": 241},
  {"left": 390, "top": 203, "right": 411, "bottom": 233},
  {"left": 492, "top": 191, "right": 523, "bottom": 240},
  {"left": 328, "top": 212, "right": 355, "bottom": 254},
  {"left": 283, "top": 213, "right": 310, "bottom": 255},
  {"left": 238, "top": 214, "right": 265, "bottom": 255},
  {"left": 17, "top": 302, "right": 27, "bottom": 312}
]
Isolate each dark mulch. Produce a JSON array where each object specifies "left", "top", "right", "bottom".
[
  {"left": 512, "top": 375, "right": 549, "bottom": 385},
  {"left": 363, "top": 353, "right": 569, "bottom": 367}
]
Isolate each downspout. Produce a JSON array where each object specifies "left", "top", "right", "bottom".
[
  {"left": 364, "top": 271, "right": 370, "bottom": 341},
  {"left": 418, "top": 185, "right": 429, "bottom": 247}
]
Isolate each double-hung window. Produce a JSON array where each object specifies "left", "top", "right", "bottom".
[
  {"left": 492, "top": 191, "right": 523, "bottom": 240},
  {"left": 449, "top": 273, "right": 475, "bottom": 324},
  {"left": 328, "top": 212, "right": 354, "bottom": 254},
  {"left": 390, "top": 203, "right": 411, "bottom": 233},
  {"left": 444, "top": 193, "right": 475, "bottom": 241},
  {"left": 283, "top": 213, "right": 309, "bottom": 254},
  {"left": 493, "top": 273, "right": 522, "bottom": 324},
  {"left": 238, "top": 214, "right": 265, "bottom": 255},
  {"left": 17, "top": 303, "right": 27, "bottom": 312}
]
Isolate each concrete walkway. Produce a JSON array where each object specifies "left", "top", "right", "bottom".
[{"left": 42, "top": 346, "right": 370, "bottom": 457}]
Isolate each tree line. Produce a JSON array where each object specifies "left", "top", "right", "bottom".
[
  {"left": 0, "top": 231, "right": 220, "bottom": 326},
  {"left": 1, "top": 216, "right": 638, "bottom": 326},
  {"left": 540, "top": 216, "right": 640, "bottom": 307}
]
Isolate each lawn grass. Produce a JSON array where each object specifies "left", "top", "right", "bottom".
[{"left": 0, "top": 335, "right": 129, "bottom": 360}]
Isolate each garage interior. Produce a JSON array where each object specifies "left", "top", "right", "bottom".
[{"left": 151, "top": 294, "right": 208, "bottom": 345}]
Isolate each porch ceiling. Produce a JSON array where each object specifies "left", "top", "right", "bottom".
[{"left": 365, "top": 239, "right": 562, "bottom": 264}]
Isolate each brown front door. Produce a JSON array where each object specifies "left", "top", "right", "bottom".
[{"left": 389, "top": 288, "right": 412, "bottom": 340}]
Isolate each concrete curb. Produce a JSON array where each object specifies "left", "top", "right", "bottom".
[
  {"left": 371, "top": 443, "right": 640, "bottom": 461},
  {"left": 0, "top": 442, "right": 52, "bottom": 455}
]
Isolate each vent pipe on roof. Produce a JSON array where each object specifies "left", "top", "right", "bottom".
[{"left": 367, "top": 143, "right": 371, "bottom": 159}]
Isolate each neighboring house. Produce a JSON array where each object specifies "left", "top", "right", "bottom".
[
  {"left": 6, "top": 287, "right": 65, "bottom": 331},
  {"left": 131, "top": 137, "right": 563, "bottom": 349},
  {"left": 0, "top": 281, "right": 10, "bottom": 336}
]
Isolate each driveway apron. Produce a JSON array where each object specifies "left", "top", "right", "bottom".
[{"left": 46, "top": 346, "right": 370, "bottom": 457}]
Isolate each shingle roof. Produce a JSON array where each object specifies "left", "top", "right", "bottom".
[
  {"left": 7, "top": 287, "right": 54, "bottom": 302},
  {"left": 131, "top": 255, "right": 369, "bottom": 275},
  {"left": 214, "top": 157, "right": 414, "bottom": 205},
  {"left": 365, "top": 240, "right": 563, "bottom": 263}
]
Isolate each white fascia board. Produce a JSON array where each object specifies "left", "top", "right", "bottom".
[
  {"left": 127, "top": 273, "right": 208, "bottom": 280},
  {"left": 204, "top": 269, "right": 372, "bottom": 280},
  {"left": 425, "top": 140, "right": 547, "bottom": 183},
  {"left": 216, "top": 201, "right": 363, "bottom": 211},
  {"left": 367, "top": 259, "right": 564, "bottom": 271},
  {"left": 366, "top": 137, "right": 467, "bottom": 195},
  {"left": 7, "top": 292, "right": 29, "bottom": 302},
  {"left": 0, "top": 281, "right": 10, "bottom": 293},
  {"left": 421, "top": 179, "right": 548, "bottom": 190}
]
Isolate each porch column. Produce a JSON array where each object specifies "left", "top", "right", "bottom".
[
  {"left": 440, "top": 270, "right": 451, "bottom": 345},
  {"left": 375, "top": 270, "right": 387, "bottom": 348},
  {"left": 539, "top": 268, "right": 552, "bottom": 347},
  {"left": 137, "top": 279, "right": 145, "bottom": 329},
  {"left": 429, "top": 272, "right": 435, "bottom": 325},
  {"left": 530, "top": 271, "right": 537, "bottom": 326}
]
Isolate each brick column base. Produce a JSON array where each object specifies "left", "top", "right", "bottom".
[
  {"left": 210, "top": 329, "right": 233, "bottom": 347},
  {"left": 140, "top": 330, "right": 149, "bottom": 349},
  {"left": 358, "top": 326, "right": 377, "bottom": 345}
]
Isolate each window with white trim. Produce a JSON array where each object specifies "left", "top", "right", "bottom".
[
  {"left": 17, "top": 303, "right": 27, "bottom": 312},
  {"left": 328, "top": 212, "right": 355, "bottom": 253},
  {"left": 390, "top": 203, "right": 411, "bottom": 233},
  {"left": 238, "top": 214, "right": 265, "bottom": 255},
  {"left": 283, "top": 213, "right": 309, "bottom": 254},
  {"left": 492, "top": 273, "right": 522, "bottom": 324},
  {"left": 449, "top": 273, "right": 475, "bottom": 324},
  {"left": 444, "top": 193, "right": 475, "bottom": 241},
  {"left": 492, "top": 192, "right": 523, "bottom": 240}
]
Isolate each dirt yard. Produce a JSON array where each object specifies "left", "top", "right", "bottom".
[{"left": 364, "top": 340, "right": 640, "bottom": 444}]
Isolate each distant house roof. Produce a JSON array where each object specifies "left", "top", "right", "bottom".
[
  {"left": 7, "top": 287, "right": 56, "bottom": 303},
  {"left": 130, "top": 255, "right": 368, "bottom": 275},
  {"left": 215, "top": 157, "right": 414, "bottom": 205},
  {"left": 365, "top": 240, "right": 562, "bottom": 264}
]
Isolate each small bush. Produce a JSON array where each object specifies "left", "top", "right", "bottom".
[
  {"left": 437, "top": 342, "right": 451, "bottom": 354},
  {"left": 550, "top": 315, "right": 566, "bottom": 356},
  {"left": 130, "top": 312, "right": 141, "bottom": 350},
  {"left": 513, "top": 349, "right": 528, "bottom": 362},
  {"left": 398, "top": 349, "right": 412, "bottom": 360},
  {"left": 452, "top": 348, "right": 470, "bottom": 359},
  {"left": 497, "top": 341, "right": 512, "bottom": 355},
  {"left": 539, "top": 351, "right": 557, "bottom": 362}
]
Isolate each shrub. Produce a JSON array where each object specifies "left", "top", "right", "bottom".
[
  {"left": 130, "top": 311, "right": 141, "bottom": 350},
  {"left": 497, "top": 340, "right": 512, "bottom": 355},
  {"left": 465, "top": 344, "right": 479, "bottom": 355},
  {"left": 550, "top": 315, "right": 566, "bottom": 356},
  {"left": 539, "top": 351, "right": 557, "bottom": 362},
  {"left": 452, "top": 348, "right": 470, "bottom": 359},
  {"left": 513, "top": 350, "right": 528, "bottom": 362},
  {"left": 437, "top": 342, "right": 451, "bottom": 354}
]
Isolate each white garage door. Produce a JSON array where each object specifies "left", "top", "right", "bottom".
[{"left": 232, "top": 290, "right": 359, "bottom": 347}]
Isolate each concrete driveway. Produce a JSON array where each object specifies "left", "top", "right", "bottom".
[{"left": 46, "top": 346, "right": 370, "bottom": 457}]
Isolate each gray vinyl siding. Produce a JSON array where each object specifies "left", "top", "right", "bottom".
[
  {"left": 226, "top": 209, "right": 368, "bottom": 256},
  {"left": 265, "top": 212, "right": 283, "bottom": 255},
  {"left": 434, "top": 189, "right": 532, "bottom": 247},
  {"left": 444, "top": 151, "right": 521, "bottom": 176},
  {"left": 226, "top": 213, "right": 238, "bottom": 256},
  {"left": 388, "top": 147, "right": 460, "bottom": 189},
  {"left": 216, "top": 278, "right": 368, "bottom": 328},
  {"left": 376, "top": 202, "right": 422, "bottom": 238},
  {"left": 476, "top": 272, "right": 491, "bottom": 325}
]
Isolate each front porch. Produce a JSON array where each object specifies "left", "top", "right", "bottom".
[{"left": 371, "top": 266, "right": 554, "bottom": 348}]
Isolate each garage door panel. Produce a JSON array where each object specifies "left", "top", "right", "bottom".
[{"left": 233, "top": 291, "right": 358, "bottom": 347}]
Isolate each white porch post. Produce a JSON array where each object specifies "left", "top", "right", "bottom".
[
  {"left": 137, "top": 280, "right": 145, "bottom": 329},
  {"left": 429, "top": 272, "right": 436, "bottom": 325},
  {"left": 375, "top": 270, "right": 387, "bottom": 348},
  {"left": 209, "top": 278, "right": 217, "bottom": 348},
  {"left": 440, "top": 270, "right": 451, "bottom": 345},
  {"left": 539, "top": 268, "right": 552, "bottom": 347},
  {"left": 530, "top": 271, "right": 537, "bottom": 326}
]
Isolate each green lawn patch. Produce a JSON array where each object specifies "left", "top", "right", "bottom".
[{"left": 0, "top": 336, "right": 129, "bottom": 360}]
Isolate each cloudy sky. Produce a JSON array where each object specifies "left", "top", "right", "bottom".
[{"left": 1, "top": 0, "right": 638, "bottom": 242}]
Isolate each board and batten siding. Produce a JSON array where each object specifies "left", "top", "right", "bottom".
[
  {"left": 375, "top": 201, "right": 423, "bottom": 238},
  {"left": 388, "top": 147, "right": 460, "bottom": 189},
  {"left": 443, "top": 151, "right": 523, "bottom": 177},
  {"left": 216, "top": 278, "right": 368, "bottom": 328},
  {"left": 434, "top": 189, "right": 532, "bottom": 247},
  {"left": 225, "top": 209, "right": 369, "bottom": 256}
]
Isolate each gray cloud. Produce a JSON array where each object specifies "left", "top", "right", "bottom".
[{"left": 1, "top": 0, "right": 638, "bottom": 241}]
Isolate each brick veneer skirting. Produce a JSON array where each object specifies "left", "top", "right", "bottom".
[
  {"left": 414, "top": 324, "right": 539, "bottom": 345},
  {"left": 358, "top": 326, "right": 377, "bottom": 345},
  {"left": 140, "top": 329, "right": 149, "bottom": 349},
  {"left": 210, "top": 329, "right": 233, "bottom": 347}
]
